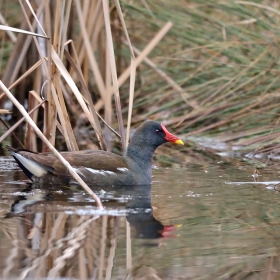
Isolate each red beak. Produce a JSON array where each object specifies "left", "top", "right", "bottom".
[
  {"left": 161, "top": 124, "right": 184, "bottom": 145},
  {"left": 162, "top": 224, "right": 181, "bottom": 238}
]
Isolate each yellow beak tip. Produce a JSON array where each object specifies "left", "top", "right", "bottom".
[{"left": 175, "top": 139, "right": 184, "bottom": 145}]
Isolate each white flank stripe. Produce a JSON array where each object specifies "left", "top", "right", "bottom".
[
  {"left": 103, "top": 170, "right": 115, "bottom": 175},
  {"left": 86, "top": 168, "right": 100, "bottom": 174},
  {"left": 117, "top": 167, "right": 128, "bottom": 172},
  {"left": 86, "top": 168, "right": 115, "bottom": 175},
  {"left": 12, "top": 153, "right": 47, "bottom": 177}
]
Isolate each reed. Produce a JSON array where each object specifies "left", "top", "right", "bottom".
[
  {"left": 117, "top": 0, "right": 280, "bottom": 159},
  {"left": 0, "top": 0, "right": 173, "bottom": 154},
  {"left": 0, "top": 0, "right": 166, "bottom": 197},
  {"left": 2, "top": 1, "right": 280, "bottom": 161}
]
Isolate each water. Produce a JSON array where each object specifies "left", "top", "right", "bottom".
[{"left": 1, "top": 157, "right": 280, "bottom": 279}]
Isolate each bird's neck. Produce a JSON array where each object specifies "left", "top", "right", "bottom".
[{"left": 125, "top": 142, "right": 156, "bottom": 171}]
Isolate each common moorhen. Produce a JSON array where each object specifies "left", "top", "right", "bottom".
[{"left": 7, "top": 120, "right": 184, "bottom": 186}]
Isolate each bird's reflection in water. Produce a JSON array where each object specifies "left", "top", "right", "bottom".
[
  {"left": 125, "top": 185, "right": 178, "bottom": 240},
  {"left": 6, "top": 183, "right": 179, "bottom": 240},
  {"left": 3, "top": 183, "right": 179, "bottom": 279}
]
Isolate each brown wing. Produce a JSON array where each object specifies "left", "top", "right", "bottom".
[{"left": 18, "top": 150, "right": 128, "bottom": 176}]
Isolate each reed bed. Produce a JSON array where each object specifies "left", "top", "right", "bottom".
[
  {"left": 120, "top": 0, "right": 280, "bottom": 158},
  {"left": 1, "top": 0, "right": 280, "bottom": 164},
  {"left": 2, "top": 2, "right": 280, "bottom": 279}
]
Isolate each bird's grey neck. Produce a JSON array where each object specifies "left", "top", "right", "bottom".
[{"left": 126, "top": 143, "right": 156, "bottom": 171}]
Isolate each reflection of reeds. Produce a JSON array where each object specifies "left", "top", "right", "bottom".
[
  {"left": 1, "top": 212, "right": 127, "bottom": 279},
  {"left": 47, "top": 215, "right": 99, "bottom": 278},
  {"left": 2, "top": 180, "right": 280, "bottom": 279}
]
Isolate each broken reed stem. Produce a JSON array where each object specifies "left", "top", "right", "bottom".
[
  {"left": 0, "top": 24, "right": 48, "bottom": 39},
  {"left": 0, "top": 81, "right": 103, "bottom": 209}
]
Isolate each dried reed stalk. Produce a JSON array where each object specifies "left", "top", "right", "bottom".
[
  {"left": 51, "top": 47, "right": 107, "bottom": 149},
  {"left": 64, "top": 45, "right": 107, "bottom": 150},
  {"left": 126, "top": 58, "right": 136, "bottom": 147},
  {"left": 25, "top": 92, "right": 39, "bottom": 151},
  {"left": 102, "top": 0, "right": 126, "bottom": 152}
]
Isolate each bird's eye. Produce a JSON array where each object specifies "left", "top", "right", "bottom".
[{"left": 156, "top": 129, "right": 160, "bottom": 133}]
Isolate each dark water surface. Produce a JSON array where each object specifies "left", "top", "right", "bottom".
[{"left": 1, "top": 157, "right": 280, "bottom": 279}]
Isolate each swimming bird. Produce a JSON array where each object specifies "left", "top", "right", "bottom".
[{"left": 7, "top": 120, "right": 184, "bottom": 186}]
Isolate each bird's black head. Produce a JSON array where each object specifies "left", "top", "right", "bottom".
[
  {"left": 126, "top": 121, "right": 183, "bottom": 174},
  {"left": 131, "top": 120, "right": 184, "bottom": 148}
]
